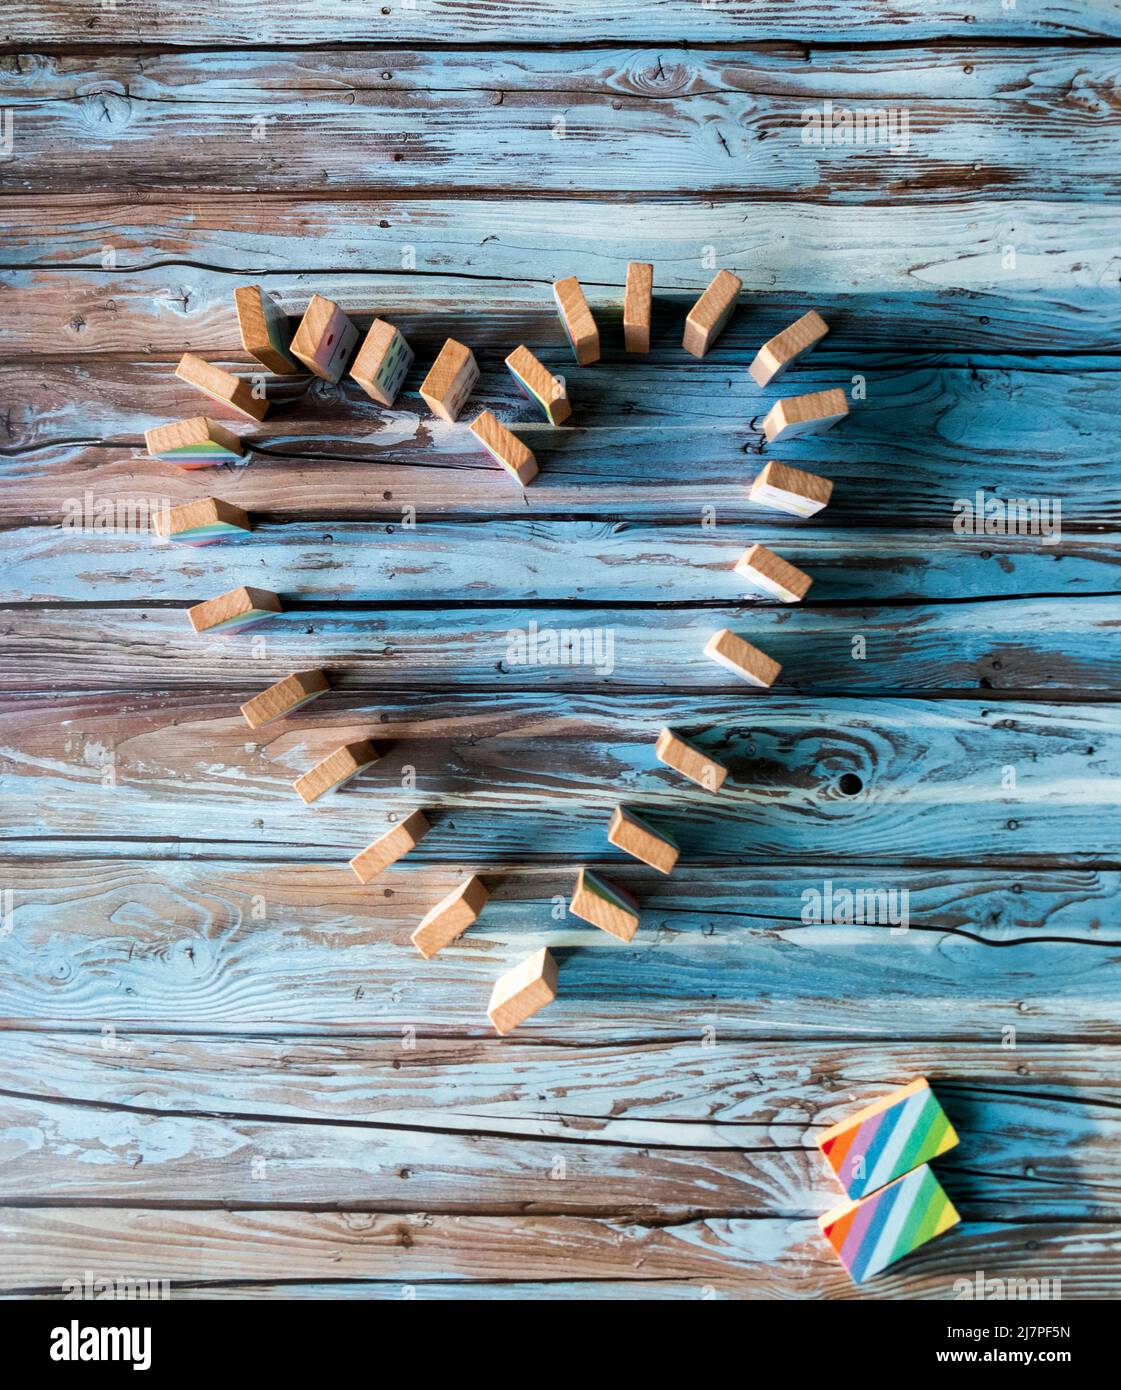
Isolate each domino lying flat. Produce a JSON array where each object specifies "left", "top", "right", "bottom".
[
  {"left": 654, "top": 727, "right": 728, "bottom": 791},
  {"left": 350, "top": 809, "right": 431, "bottom": 883},
  {"left": 505, "top": 345, "right": 571, "bottom": 425},
  {"left": 817, "top": 1078, "right": 959, "bottom": 1200},
  {"left": 187, "top": 586, "right": 282, "bottom": 635},
  {"left": 241, "top": 670, "right": 330, "bottom": 730},
  {"left": 153, "top": 497, "right": 251, "bottom": 545},
  {"left": 553, "top": 276, "right": 600, "bottom": 365},
  {"left": 469, "top": 410, "right": 538, "bottom": 486},
  {"left": 683, "top": 269, "right": 741, "bottom": 358},
  {"left": 293, "top": 740, "right": 380, "bottom": 805},
  {"left": 350, "top": 318, "right": 414, "bottom": 406},
  {"left": 569, "top": 867, "right": 640, "bottom": 942},
  {"left": 748, "top": 461, "right": 834, "bottom": 518},
  {"left": 704, "top": 629, "right": 781, "bottom": 688},
  {"left": 234, "top": 285, "right": 301, "bottom": 375},
  {"left": 819, "top": 1164, "right": 960, "bottom": 1284},
  {"left": 748, "top": 310, "right": 829, "bottom": 388},
  {"left": 176, "top": 353, "right": 269, "bottom": 422},
  {"left": 420, "top": 338, "right": 479, "bottom": 423},
  {"left": 145, "top": 416, "right": 245, "bottom": 467},
  {"left": 608, "top": 806, "right": 678, "bottom": 875},
  {"left": 487, "top": 947, "right": 558, "bottom": 1035},
  {"left": 412, "top": 875, "right": 489, "bottom": 959},
  {"left": 762, "top": 387, "right": 848, "bottom": 443},
  {"left": 734, "top": 543, "right": 813, "bottom": 603},
  {"left": 623, "top": 261, "right": 653, "bottom": 354},
  {"left": 289, "top": 294, "right": 360, "bottom": 383}
]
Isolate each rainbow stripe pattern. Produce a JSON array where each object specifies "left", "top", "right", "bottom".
[
  {"left": 818, "top": 1163, "right": 960, "bottom": 1284},
  {"left": 817, "top": 1077, "right": 958, "bottom": 1199}
]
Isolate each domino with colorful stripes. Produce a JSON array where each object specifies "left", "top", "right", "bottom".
[
  {"left": 817, "top": 1077, "right": 959, "bottom": 1199},
  {"left": 819, "top": 1163, "right": 960, "bottom": 1284}
]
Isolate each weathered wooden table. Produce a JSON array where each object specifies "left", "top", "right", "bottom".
[{"left": 1, "top": 2, "right": 1119, "bottom": 1299}]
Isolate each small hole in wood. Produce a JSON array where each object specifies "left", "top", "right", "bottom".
[{"left": 838, "top": 773, "right": 863, "bottom": 796}]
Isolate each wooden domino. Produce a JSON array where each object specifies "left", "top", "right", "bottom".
[
  {"left": 293, "top": 740, "right": 380, "bottom": 805},
  {"left": 683, "top": 269, "right": 741, "bottom": 358},
  {"left": 748, "top": 310, "right": 829, "bottom": 388},
  {"left": 153, "top": 497, "right": 251, "bottom": 545},
  {"left": 762, "top": 387, "right": 848, "bottom": 443},
  {"left": 817, "top": 1078, "right": 959, "bottom": 1200},
  {"left": 505, "top": 345, "right": 571, "bottom": 426},
  {"left": 569, "top": 867, "right": 640, "bottom": 942},
  {"left": 289, "top": 293, "right": 360, "bottom": 383},
  {"left": 419, "top": 338, "right": 479, "bottom": 422},
  {"left": 234, "top": 285, "right": 301, "bottom": 375},
  {"left": 704, "top": 629, "right": 781, "bottom": 688},
  {"left": 623, "top": 261, "right": 653, "bottom": 354},
  {"left": 240, "top": 670, "right": 330, "bottom": 730},
  {"left": 608, "top": 806, "right": 678, "bottom": 875},
  {"left": 145, "top": 416, "right": 245, "bottom": 468},
  {"left": 487, "top": 947, "right": 558, "bottom": 1035},
  {"left": 469, "top": 410, "right": 538, "bottom": 486},
  {"left": 350, "top": 318, "right": 414, "bottom": 406},
  {"left": 411, "top": 874, "right": 490, "bottom": 959},
  {"left": 749, "top": 461, "right": 834, "bottom": 518},
  {"left": 176, "top": 353, "right": 269, "bottom": 422},
  {"left": 187, "top": 585, "right": 282, "bottom": 635},
  {"left": 654, "top": 728, "right": 728, "bottom": 792},
  {"left": 349, "top": 809, "right": 431, "bottom": 883},
  {"left": 734, "top": 543, "right": 812, "bottom": 603},
  {"left": 553, "top": 276, "right": 600, "bottom": 365},
  {"left": 819, "top": 1164, "right": 960, "bottom": 1284}
]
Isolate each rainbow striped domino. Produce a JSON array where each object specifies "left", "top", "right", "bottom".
[
  {"left": 817, "top": 1077, "right": 959, "bottom": 1199},
  {"left": 819, "top": 1163, "right": 960, "bottom": 1284},
  {"left": 505, "top": 344, "right": 571, "bottom": 425},
  {"left": 145, "top": 416, "right": 245, "bottom": 468}
]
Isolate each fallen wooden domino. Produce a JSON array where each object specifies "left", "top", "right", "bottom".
[
  {"left": 145, "top": 416, "right": 245, "bottom": 468},
  {"left": 817, "top": 1078, "right": 959, "bottom": 1201},
  {"left": 608, "top": 805, "right": 678, "bottom": 875},
  {"left": 505, "top": 344, "right": 571, "bottom": 425},
  {"left": 469, "top": 410, "right": 538, "bottom": 486},
  {"left": 819, "top": 1163, "right": 960, "bottom": 1284},
  {"left": 683, "top": 268, "right": 741, "bottom": 358},
  {"left": 704, "top": 629, "right": 781, "bottom": 688},
  {"left": 748, "top": 310, "right": 829, "bottom": 388},
  {"left": 762, "top": 387, "right": 848, "bottom": 443},
  {"left": 487, "top": 946, "right": 558, "bottom": 1035},
  {"left": 623, "top": 261, "right": 653, "bottom": 354},
  {"left": 234, "top": 285, "right": 301, "bottom": 375},
  {"left": 553, "top": 276, "right": 600, "bottom": 365},
  {"left": 654, "top": 727, "right": 728, "bottom": 791},
  {"left": 411, "top": 874, "right": 490, "bottom": 959},
  {"left": 419, "top": 338, "right": 479, "bottom": 422},
  {"left": 176, "top": 353, "right": 269, "bottom": 422},
  {"left": 188, "top": 585, "right": 282, "bottom": 635},
  {"left": 350, "top": 808, "right": 431, "bottom": 883},
  {"left": 748, "top": 460, "right": 834, "bottom": 518},
  {"left": 153, "top": 497, "right": 251, "bottom": 545},
  {"left": 734, "top": 543, "right": 812, "bottom": 603},
  {"left": 350, "top": 318, "right": 414, "bottom": 406},
  {"left": 293, "top": 739, "right": 380, "bottom": 805},
  {"left": 241, "top": 670, "right": 331, "bottom": 730},
  {"left": 569, "top": 866, "right": 640, "bottom": 942},
  {"left": 289, "top": 293, "right": 360, "bottom": 383}
]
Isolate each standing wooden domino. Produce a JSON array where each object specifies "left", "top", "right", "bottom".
[
  {"left": 289, "top": 293, "right": 360, "bottom": 383},
  {"left": 153, "top": 497, "right": 251, "bottom": 545},
  {"left": 817, "top": 1077, "right": 959, "bottom": 1200},
  {"left": 704, "top": 629, "right": 781, "bottom": 688},
  {"left": 487, "top": 947, "right": 558, "bottom": 1035},
  {"left": 623, "top": 261, "right": 653, "bottom": 354},
  {"left": 349, "top": 809, "right": 431, "bottom": 883},
  {"left": 608, "top": 806, "right": 679, "bottom": 875},
  {"left": 411, "top": 874, "right": 489, "bottom": 959},
  {"left": 683, "top": 269, "right": 741, "bottom": 357},
  {"left": 350, "top": 318, "right": 414, "bottom": 406},
  {"left": 469, "top": 410, "right": 538, "bottom": 486},
  {"left": 819, "top": 1164, "right": 960, "bottom": 1284},
  {"left": 553, "top": 276, "right": 600, "bottom": 365},
  {"left": 569, "top": 867, "right": 640, "bottom": 942},
  {"left": 419, "top": 338, "right": 479, "bottom": 422},
  {"left": 749, "top": 460, "right": 834, "bottom": 518},
  {"left": 188, "top": 585, "right": 282, "bottom": 635},
  {"left": 762, "top": 387, "right": 848, "bottom": 443},
  {"left": 654, "top": 728, "right": 728, "bottom": 791},
  {"left": 234, "top": 285, "right": 301, "bottom": 374},
  {"left": 735, "top": 543, "right": 812, "bottom": 603},
  {"left": 176, "top": 353, "right": 269, "bottom": 422},
  {"left": 145, "top": 416, "right": 245, "bottom": 468},
  {"left": 749, "top": 310, "right": 829, "bottom": 388},
  {"left": 505, "top": 345, "right": 571, "bottom": 425},
  {"left": 241, "top": 670, "right": 330, "bottom": 730},
  {"left": 293, "top": 740, "right": 380, "bottom": 805}
]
